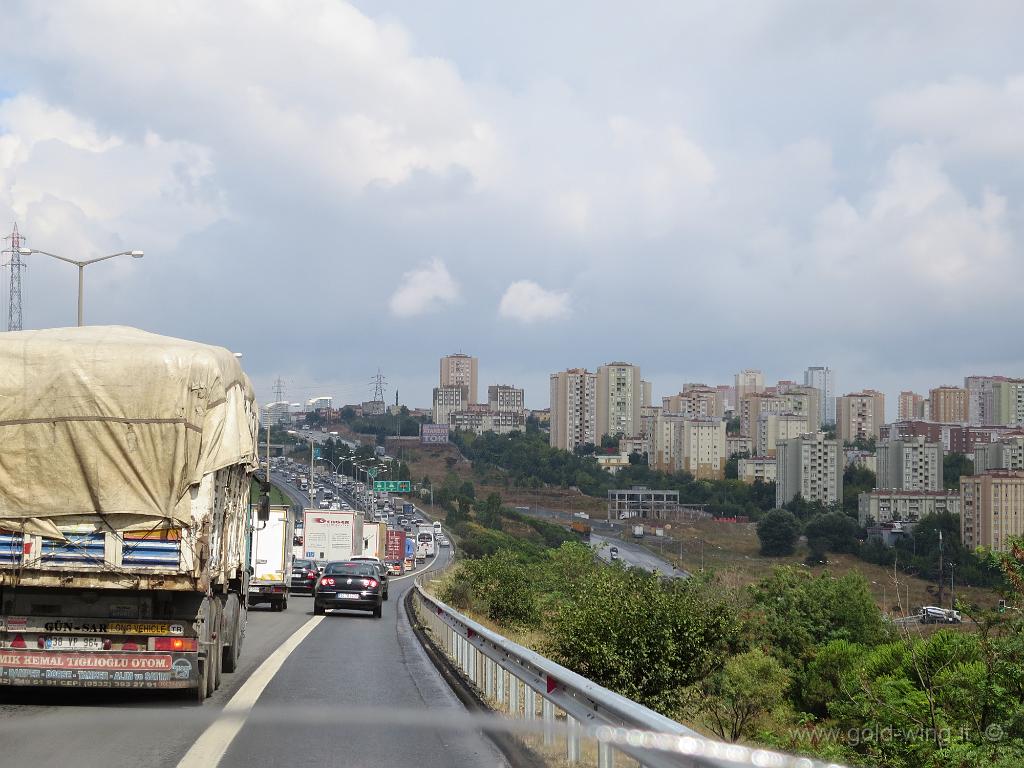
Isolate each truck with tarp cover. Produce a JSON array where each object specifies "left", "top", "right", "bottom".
[{"left": 0, "top": 326, "right": 260, "bottom": 702}]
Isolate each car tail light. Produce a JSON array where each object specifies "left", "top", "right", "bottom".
[
  {"left": 366, "top": 579, "right": 378, "bottom": 589},
  {"left": 306, "top": 570, "right": 317, "bottom": 578},
  {"left": 320, "top": 577, "right": 336, "bottom": 587},
  {"left": 154, "top": 637, "right": 198, "bottom": 651}
]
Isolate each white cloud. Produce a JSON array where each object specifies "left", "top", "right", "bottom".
[
  {"left": 874, "top": 75, "right": 1024, "bottom": 157},
  {"left": 388, "top": 259, "right": 460, "bottom": 317},
  {"left": 498, "top": 281, "right": 570, "bottom": 323}
]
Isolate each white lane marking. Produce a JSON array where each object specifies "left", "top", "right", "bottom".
[{"left": 175, "top": 615, "right": 324, "bottom": 768}]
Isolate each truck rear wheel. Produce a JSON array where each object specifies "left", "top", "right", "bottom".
[
  {"left": 221, "top": 595, "right": 241, "bottom": 673},
  {"left": 193, "top": 656, "right": 209, "bottom": 704}
]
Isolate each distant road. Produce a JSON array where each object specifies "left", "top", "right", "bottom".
[{"left": 591, "top": 533, "right": 688, "bottom": 578}]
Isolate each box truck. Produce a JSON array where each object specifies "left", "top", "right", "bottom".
[
  {"left": 385, "top": 530, "right": 407, "bottom": 575},
  {"left": 361, "top": 522, "right": 387, "bottom": 560},
  {"left": 248, "top": 505, "right": 293, "bottom": 611},
  {"left": 0, "top": 326, "right": 259, "bottom": 702},
  {"left": 303, "top": 510, "right": 363, "bottom": 562}
]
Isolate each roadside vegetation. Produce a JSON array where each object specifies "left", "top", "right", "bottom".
[{"left": 434, "top": 494, "right": 1024, "bottom": 767}]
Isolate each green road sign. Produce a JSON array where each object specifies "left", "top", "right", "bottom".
[
  {"left": 373, "top": 480, "right": 411, "bottom": 493},
  {"left": 366, "top": 467, "right": 378, "bottom": 479}
]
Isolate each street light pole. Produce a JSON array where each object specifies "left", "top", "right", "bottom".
[{"left": 20, "top": 247, "right": 144, "bottom": 326}]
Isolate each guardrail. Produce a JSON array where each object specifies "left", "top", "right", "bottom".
[{"left": 411, "top": 579, "right": 844, "bottom": 768}]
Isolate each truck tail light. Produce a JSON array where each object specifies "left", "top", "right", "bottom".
[
  {"left": 153, "top": 637, "right": 198, "bottom": 651},
  {"left": 37, "top": 636, "right": 45, "bottom": 648}
]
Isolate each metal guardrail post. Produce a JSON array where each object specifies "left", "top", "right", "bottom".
[
  {"left": 598, "top": 741, "right": 614, "bottom": 768},
  {"left": 485, "top": 656, "right": 494, "bottom": 699},
  {"left": 525, "top": 685, "right": 536, "bottom": 723},
  {"left": 509, "top": 673, "right": 520, "bottom": 717},
  {"left": 542, "top": 697, "right": 554, "bottom": 746},
  {"left": 496, "top": 663, "right": 505, "bottom": 709},
  {"left": 566, "top": 715, "right": 581, "bottom": 763}
]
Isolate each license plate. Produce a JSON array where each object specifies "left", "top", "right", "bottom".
[
  {"left": 248, "top": 586, "right": 262, "bottom": 593},
  {"left": 337, "top": 593, "right": 358, "bottom": 600},
  {"left": 43, "top": 635, "right": 103, "bottom": 650}
]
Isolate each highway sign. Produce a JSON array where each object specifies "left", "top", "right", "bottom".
[
  {"left": 366, "top": 467, "right": 378, "bottom": 479},
  {"left": 374, "top": 480, "right": 411, "bottom": 493}
]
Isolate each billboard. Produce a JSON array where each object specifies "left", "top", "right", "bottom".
[{"left": 420, "top": 423, "right": 449, "bottom": 445}]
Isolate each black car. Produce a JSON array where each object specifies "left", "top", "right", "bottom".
[
  {"left": 290, "top": 558, "right": 320, "bottom": 593},
  {"left": 313, "top": 561, "right": 384, "bottom": 617}
]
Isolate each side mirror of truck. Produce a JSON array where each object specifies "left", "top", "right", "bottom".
[{"left": 257, "top": 493, "right": 270, "bottom": 522}]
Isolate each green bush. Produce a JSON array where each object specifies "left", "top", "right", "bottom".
[{"left": 757, "top": 509, "right": 802, "bottom": 556}]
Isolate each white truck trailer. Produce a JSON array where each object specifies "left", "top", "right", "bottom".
[
  {"left": 361, "top": 522, "right": 387, "bottom": 560},
  {"left": 0, "top": 326, "right": 260, "bottom": 702},
  {"left": 303, "top": 509, "right": 363, "bottom": 563},
  {"left": 248, "top": 504, "right": 294, "bottom": 611}
]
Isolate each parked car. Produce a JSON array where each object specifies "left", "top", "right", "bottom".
[
  {"left": 290, "top": 558, "right": 321, "bottom": 593},
  {"left": 313, "top": 561, "right": 384, "bottom": 617}
]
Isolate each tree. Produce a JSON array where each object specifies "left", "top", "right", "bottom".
[
  {"left": 726, "top": 416, "right": 741, "bottom": 433},
  {"left": 805, "top": 512, "right": 861, "bottom": 554},
  {"left": 477, "top": 492, "right": 504, "bottom": 530},
  {"left": 944, "top": 452, "right": 974, "bottom": 490},
  {"left": 843, "top": 465, "right": 876, "bottom": 515},
  {"left": 696, "top": 649, "right": 791, "bottom": 742},
  {"left": 546, "top": 567, "right": 737, "bottom": 715},
  {"left": 757, "top": 509, "right": 801, "bottom": 556},
  {"left": 725, "top": 451, "right": 749, "bottom": 480}
]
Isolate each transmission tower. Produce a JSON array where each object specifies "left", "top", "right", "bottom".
[
  {"left": 273, "top": 377, "right": 285, "bottom": 402},
  {"left": 371, "top": 369, "right": 387, "bottom": 403},
  {"left": 2, "top": 223, "right": 27, "bottom": 331}
]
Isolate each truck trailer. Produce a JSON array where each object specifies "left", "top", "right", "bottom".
[
  {"left": 303, "top": 509, "right": 363, "bottom": 563},
  {"left": 248, "top": 505, "right": 293, "bottom": 611},
  {"left": 0, "top": 326, "right": 260, "bottom": 702}
]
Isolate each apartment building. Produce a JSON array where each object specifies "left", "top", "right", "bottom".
[
  {"left": 776, "top": 431, "right": 842, "bottom": 507},
  {"left": 836, "top": 390, "right": 886, "bottom": 443},
  {"left": 449, "top": 405, "right": 525, "bottom": 435},
  {"left": 738, "top": 393, "right": 787, "bottom": 437},
  {"left": 875, "top": 436, "right": 944, "bottom": 491},
  {"left": 858, "top": 489, "right": 961, "bottom": 527},
  {"left": 992, "top": 379, "right": 1024, "bottom": 426},
  {"left": 596, "top": 362, "right": 643, "bottom": 440},
  {"left": 898, "top": 391, "right": 925, "bottom": 421},
  {"left": 440, "top": 353, "right": 479, "bottom": 404},
  {"left": 961, "top": 470, "right": 1024, "bottom": 552},
  {"left": 966, "top": 375, "right": 1006, "bottom": 426},
  {"left": 261, "top": 400, "right": 291, "bottom": 427},
  {"left": 929, "top": 385, "right": 969, "bottom": 424},
  {"left": 881, "top": 420, "right": 1020, "bottom": 455},
  {"left": 757, "top": 412, "right": 810, "bottom": 458},
  {"left": 549, "top": 369, "right": 598, "bottom": 451},
  {"left": 663, "top": 385, "right": 721, "bottom": 419},
  {"left": 804, "top": 366, "right": 835, "bottom": 424},
  {"left": 735, "top": 369, "right": 765, "bottom": 402},
  {"left": 727, "top": 435, "right": 754, "bottom": 457},
  {"left": 737, "top": 457, "right": 777, "bottom": 484},
  {"left": 641, "top": 380, "right": 653, "bottom": 409},
  {"left": 777, "top": 386, "right": 822, "bottom": 433},
  {"left": 974, "top": 436, "right": 1024, "bottom": 472},
  {"left": 432, "top": 385, "right": 468, "bottom": 426},
  {"left": 676, "top": 418, "right": 727, "bottom": 480},
  {"left": 488, "top": 384, "right": 524, "bottom": 414}
]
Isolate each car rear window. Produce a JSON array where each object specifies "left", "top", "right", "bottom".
[
  {"left": 323, "top": 562, "right": 377, "bottom": 576},
  {"left": 293, "top": 560, "right": 315, "bottom": 569}
]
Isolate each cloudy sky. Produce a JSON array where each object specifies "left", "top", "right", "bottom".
[{"left": 1, "top": 1, "right": 1021, "bottom": 412}]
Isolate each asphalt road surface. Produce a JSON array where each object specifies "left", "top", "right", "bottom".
[{"left": 591, "top": 533, "right": 688, "bottom": 578}]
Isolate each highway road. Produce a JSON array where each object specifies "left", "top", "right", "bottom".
[
  {"left": 591, "top": 532, "right": 688, "bottom": 578},
  {"left": 0, "top": 544, "right": 503, "bottom": 768}
]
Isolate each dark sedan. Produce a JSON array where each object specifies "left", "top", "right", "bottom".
[
  {"left": 290, "top": 558, "right": 320, "bottom": 593},
  {"left": 313, "top": 561, "right": 384, "bottom": 618}
]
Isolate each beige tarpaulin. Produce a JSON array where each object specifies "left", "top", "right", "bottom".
[{"left": 0, "top": 326, "right": 258, "bottom": 535}]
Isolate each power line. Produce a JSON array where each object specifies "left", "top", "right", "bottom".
[{"left": 2, "top": 223, "right": 27, "bottom": 331}]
